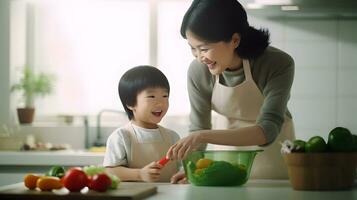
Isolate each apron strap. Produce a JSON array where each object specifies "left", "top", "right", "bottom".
[
  {"left": 124, "top": 122, "right": 139, "bottom": 143},
  {"left": 243, "top": 59, "right": 253, "bottom": 81},
  {"left": 126, "top": 123, "right": 168, "bottom": 144},
  {"left": 214, "top": 75, "right": 219, "bottom": 83},
  {"left": 157, "top": 125, "right": 171, "bottom": 144}
]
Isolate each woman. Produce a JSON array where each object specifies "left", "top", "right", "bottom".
[{"left": 168, "top": 0, "right": 295, "bottom": 183}]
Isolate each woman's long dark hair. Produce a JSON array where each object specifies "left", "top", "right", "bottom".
[{"left": 181, "top": 0, "right": 270, "bottom": 59}]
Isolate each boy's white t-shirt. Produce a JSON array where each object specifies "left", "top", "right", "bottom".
[{"left": 103, "top": 123, "right": 180, "bottom": 167}]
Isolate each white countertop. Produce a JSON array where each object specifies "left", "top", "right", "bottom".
[
  {"left": 1, "top": 180, "right": 355, "bottom": 200},
  {"left": 0, "top": 150, "right": 104, "bottom": 166},
  {"left": 135, "top": 180, "right": 357, "bottom": 200},
  {"left": 0, "top": 151, "right": 356, "bottom": 200}
]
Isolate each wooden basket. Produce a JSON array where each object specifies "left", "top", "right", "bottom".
[{"left": 283, "top": 153, "right": 357, "bottom": 190}]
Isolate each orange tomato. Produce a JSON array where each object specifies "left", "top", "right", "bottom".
[
  {"left": 24, "top": 174, "right": 40, "bottom": 190},
  {"left": 36, "top": 176, "right": 63, "bottom": 191}
]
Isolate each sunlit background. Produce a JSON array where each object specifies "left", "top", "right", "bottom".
[
  {"left": 1, "top": 0, "right": 357, "bottom": 187},
  {"left": 10, "top": 0, "right": 192, "bottom": 117},
  {"left": 1, "top": 0, "right": 357, "bottom": 140}
]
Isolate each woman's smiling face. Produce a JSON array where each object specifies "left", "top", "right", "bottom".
[{"left": 186, "top": 30, "right": 242, "bottom": 75}]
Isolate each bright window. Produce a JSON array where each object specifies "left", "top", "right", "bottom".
[
  {"left": 30, "top": 0, "right": 151, "bottom": 116},
  {"left": 18, "top": 0, "right": 193, "bottom": 118},
  {"left": 157, "top": 1, "right": 192, "bottom": 115},
  {"left": 9, "top": 0, "right": 194, "bottom": 121}
]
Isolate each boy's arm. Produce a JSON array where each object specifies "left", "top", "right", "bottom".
[
  {"left": 105, "top": 166, "right": 141, "bottom": 181},
  {"left": 106, "top": 162, "right": 162, "bottom": 182}
]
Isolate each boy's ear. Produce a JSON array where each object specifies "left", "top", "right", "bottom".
[{"left": 126, "top": 105, "right": 134, "bottom": 111}]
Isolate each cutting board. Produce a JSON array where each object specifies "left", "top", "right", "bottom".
[{"left": 0, "top": 182, "right": 157, "bottom": 200}]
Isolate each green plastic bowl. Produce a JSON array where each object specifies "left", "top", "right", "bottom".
[{"left": 183, "top": 150, "right": 262, "bottom": 186}]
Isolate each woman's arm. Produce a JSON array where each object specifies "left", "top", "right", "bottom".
[
  {"left": 198, "top": 125, "right": 266, "bottom": 146},
  {"left": 255, "top": 50, "right": 295, "bottom": 144},
  {"left": 167, "top": 125, "right": 266, "bottom": 160},
  {"left": 187, "top": 60, "right": 215, "bottom": 132}
]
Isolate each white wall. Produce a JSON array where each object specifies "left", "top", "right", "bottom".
[{"left": 249, "top": 16, "right": 357, "bottom": 141}]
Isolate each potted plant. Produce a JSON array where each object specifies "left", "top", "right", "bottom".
[{"left": 11, "top": 67, "right": 54, "bottom": 124}]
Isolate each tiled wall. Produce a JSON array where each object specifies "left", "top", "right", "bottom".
[{"left": 250, "top": 16, "right": 357, "bottom": 141}]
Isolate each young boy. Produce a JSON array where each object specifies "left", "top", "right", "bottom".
[{"left": 103, "top": 65, "right": 180, "bottom": 182}]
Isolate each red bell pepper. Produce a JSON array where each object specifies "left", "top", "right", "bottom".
[{"left": 158, "top": 156, "right": 169, "bottom": 166}]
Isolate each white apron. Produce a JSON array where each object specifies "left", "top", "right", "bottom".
[
  {"left": 124, "top": 123, "right": 177, "bottom": 182},
  {"left": 210, "top": 59, "right": 295, "bottom": 179}
]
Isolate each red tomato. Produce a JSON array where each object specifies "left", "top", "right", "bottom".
[
  {"left": 62, "top": 168, "right": 88, "bottom": 192},
  {"left": 89, "top": 173, "right": 112, "bottom": 192}
]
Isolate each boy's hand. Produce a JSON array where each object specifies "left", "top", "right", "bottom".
[{"left": 140, "top": 162, "right": 162, "bottom": 182}]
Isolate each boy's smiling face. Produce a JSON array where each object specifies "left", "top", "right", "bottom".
[{"left": 128, "top": 87, "right": 169, "bottom": 129}]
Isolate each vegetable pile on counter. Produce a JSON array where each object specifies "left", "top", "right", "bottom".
[
  {"left": 186, "top": 158, "right": 247, "bottom": 186},
  {"left": 281, "top": 126, "right": 357, "bottom": 153},
  {"left": 24, "top": 165, "right": 120, "bottom": 192},
  {"left": 281, "top": 126, "right": 357, "bottom": 191}
]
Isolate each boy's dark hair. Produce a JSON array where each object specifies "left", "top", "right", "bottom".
[
  {"left": 118, "top": 65, "right": 170, "bottom": 120},
  {"left": 180, "top": 0, "right": 270, "bottom": 59}
]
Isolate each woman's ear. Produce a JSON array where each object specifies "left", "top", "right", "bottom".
[{"left": 231, "top": 33, "right": 241, "bottom": 48}]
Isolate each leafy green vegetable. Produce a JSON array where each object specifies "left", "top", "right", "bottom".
[
  {"left": 83, "top": 165, "right": 120, "bottom": 189},
  {"left": 187, "top": 161, "right": 247, "bottom": 186},
  {"left": 83, "top": 165, "right": 105, "bottom": 176},
  {"left": 45, "top": 166, "right": 66, "bottom": 178},
  {"left": 107, "top": 174, "right": 120, "bottom": 189}
]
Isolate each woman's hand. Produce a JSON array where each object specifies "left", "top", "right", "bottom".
[
  {"left": 167, "top": 132, "right": 202, "bottom": 160},
  {"left": 139, "top": 161, "right": 162, "bottom": 182},
  {"left": 170, "top": 170, "right": 188, "bottom": 184}
]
